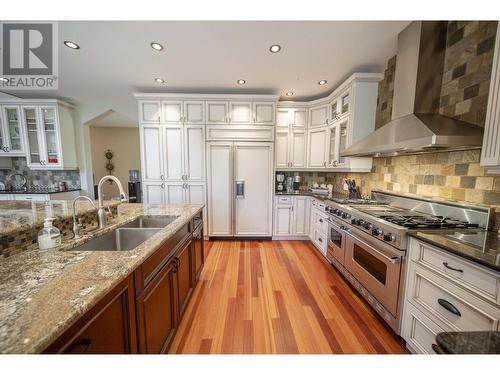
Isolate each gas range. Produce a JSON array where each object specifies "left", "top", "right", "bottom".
[{"left": 323, "top": 191, "right": 493, "bottom": 251}]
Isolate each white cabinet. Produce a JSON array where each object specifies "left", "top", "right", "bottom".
[
  {"left": 402, "top": 237, "right": 500, "bottom": 354},
  {"left": 253, "top": 102, "right": 276, "bottom": 125},
  {"left": 481, "top": 26, "right": 500, "bottom": 173},
  {"left": 327, "top": 119, "right": 348, "bottom": 167},
  {"left": 275, "top": 107, "right": 308, "bottom": 169},
  {"left": 162, "top": 100, "right": 205, "bottom": 124},
  {"left": 229, "top": 102, "right": 252, "bottom": 124},
  {"left": 140, "top": 124, "right": 205, "bottom": 183},
  {"left": 139, "top": 101, "right": 161, "bottom": 123},
  {"left": 142, "top": 182, "right": 165, "bottom": 204},
  {"left": 273, "top": 195, "right": 310, "bottom": 237},
  {"left": 206, "top": 101, "right": 230, "bottom": 124},
  {"left": 309, "top": 104, "right": 329, "bottom": 127},
  {"left": 206, "top": 100, "right": 276, "bottom": 125},
  {"left": 0, "top": 106, "right": 24, "bottom": 156},
  {"left": 20, "top": 103, "right": 77, "bottom": 170},
  {"left": 307, "top": 127, "right": 329, "bottom": 168},
  {"left": 310, "top": 198, "right": 328, "bottom": 257},
  {"left": 274, "top": 204, "right": 294, "bottom": 235}
]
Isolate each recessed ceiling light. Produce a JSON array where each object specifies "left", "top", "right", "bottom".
[
  {"left": 285, "top": 92, "right": 294, "bottom": 96},
  {"left": 64, "top": 40, "right": 80, "bottom": 49},
  {"left": 0, "top": 77, "right": 8, "bottom": 82},
  {"left": 150, "top": 42, "right": 164, "bottom": 51},
  {"left": 269, "top": 44, "right": 281, "bottom": 53},
  {"left": 154, "top": 78, "right": 165, "bottom": 83},
  {"left": 318, "top": 80, "right": 327, "bottom": 85},
  {"left": 237, "top": 79, "right": 246, "bottom": 85}
]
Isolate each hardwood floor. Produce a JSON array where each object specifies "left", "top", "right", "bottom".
[{"left": 169, "top": 240, "right": 408, "bottom": 354}]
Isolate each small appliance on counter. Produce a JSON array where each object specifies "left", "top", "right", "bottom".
[
  {"left": 128, "top": 169, "right": 142, "bottom": 203},
  {"left": 293, "top": 173, "right": 301, "bottom": 191},
  {"left": 276, "top": 172, "right": 285, "bottom": 192}
]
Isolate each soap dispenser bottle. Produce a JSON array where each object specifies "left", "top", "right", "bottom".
[{"left": 38, "top": 218, "right": 62, "bottom": 251}]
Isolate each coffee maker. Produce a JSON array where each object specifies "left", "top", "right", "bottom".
[{"left": 276, "top": 172, "right": 285, "bottom": 192}]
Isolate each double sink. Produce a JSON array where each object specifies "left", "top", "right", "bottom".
[{"left": 71, "top": 215, "right": 179, "bottom": 252}]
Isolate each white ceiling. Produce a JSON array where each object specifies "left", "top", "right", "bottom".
[{"left": 5, "top": 21, "right": 409, "bottom": 127}]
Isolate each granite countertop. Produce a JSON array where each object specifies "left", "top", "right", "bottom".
[
  {"left": 408, "top": 230, "right": 500, "bottom": 272},
  {"left": 275, "top": 191, "right": 351, "bottom": 201},
  {"left": 0, "top": 199, "right": 119, "bottom": 236},
  {"left": 0, "top": 202, "right": 204, "bottom": 353},
  {"left": 436, "top": 331, "right": 500, "bottom": 354},
  {"left": 0, "top": 188, "right": 81, "bottom": 194}
]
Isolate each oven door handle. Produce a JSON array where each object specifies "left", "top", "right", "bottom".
[{"left": 345, "top": 232, "right": 401, "bottom": 264}]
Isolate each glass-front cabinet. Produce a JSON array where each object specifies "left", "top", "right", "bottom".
[
  {"left": 0, "top": 106, "right": 24, "bottom": 156},
  {"left": 22, "top": 105, "right": 63, "bottom": 168},
  {"left": 329, "top": 88, "right": 351, "bottom": 123},
  {"left": 328, "top": 119, "right": 349, "bottom": 168}
]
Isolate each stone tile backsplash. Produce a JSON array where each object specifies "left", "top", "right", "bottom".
[{"left": 0, "top": 157, "right": 81, "bottom": 190}]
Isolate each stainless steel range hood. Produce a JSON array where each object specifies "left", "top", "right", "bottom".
[{"left": 342, "top": 21, "right": 484, "bottom": 158}]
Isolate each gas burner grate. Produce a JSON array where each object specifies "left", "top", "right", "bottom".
[{"left": 379, "top": 214, "right": 479, "bottom": 229}]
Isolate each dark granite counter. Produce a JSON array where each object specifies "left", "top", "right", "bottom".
[
  {"left": 408, "top": 230, "right": 500, "bottom": 272},
  {"left": 0, "top": 188, "right": 81, "bottom": 195},
  {"left": 436, "top": 331, "right": 500, "bottom": 354}
]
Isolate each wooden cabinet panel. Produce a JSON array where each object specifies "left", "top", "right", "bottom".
[
  {"left": 176, "top": 241, "right": 193, "bottom": 317},
  {"left": 309, "top": 104, "right": 329, "bottom": 127},
  {"left": 44, "top": 275, "right": 137, "bottom": 354},
  {"left": 136, "top": 261, "right": 177, "bottom": 353},
  {"left": 291, "top": 130, "right": 307, "bottom": 168},
  {"left": 276, "top": 108, "right": 290, "bottom": 128},
  {"left": 293, "top": 196, "right": 309, "bottom": 236},
  {"left": 274, "top": 205, "right": 293, "bottom": 235},
  {"left": 292, "top": 108, "right": 307, "bottom": 128},
  {"left": 192, "top": 224, "right": 204, "bottom": 281},
  {"left": 184, "top": 125, "right": 205, "bottom": 181}
]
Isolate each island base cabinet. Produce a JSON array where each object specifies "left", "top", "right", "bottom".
[
  {"left": 176, "top": 241, "right": 193, "bottom": 318},
  {"left": 136, "top": 260, "right": 178, "bottom": 354},
  {"left": 44, "top": 275, "right": 137, "bottom": 354},
  {"left": 192, "top": 224, "right": 205, "bottom": 281}
]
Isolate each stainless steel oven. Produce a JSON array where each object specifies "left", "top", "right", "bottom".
[
  {"left": 344, "top": 230, "right": 403, "bottom": 316},
  {"left": 327, "top": 218, "right": 346, "bottom": 265}
]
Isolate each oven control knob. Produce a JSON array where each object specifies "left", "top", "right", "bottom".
[
  {"left": 341, "top": 212, "right": 350, "bottom": 219},
  {"left": 351, "top": 218, "right": 360, "bottom": 225},
  {"left": 372, "top": 227, "right": 382, "bottom": 236},
  {"left": 336, "top": 210, "right": 343, "bottom": 216},
  {"left": 363, "top": 222, "right": 372, "bottom": 230},
  {"left": 384, "top": 233, "right": 396, "bottom": 242},
  {"left": 333, "top": 209, "right": 339, "bottom": 215}
]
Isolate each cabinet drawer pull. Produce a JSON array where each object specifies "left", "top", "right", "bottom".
[
  {"left": 318, "top": 237, "right": 323, "bottom": 243},
  {"left": 319, "top": 218, "right": 323, "bottom": 223},
  {"left": 443, "top": 262, "right": 463, "bottom": 273},
  {"left": 65, "top": 338, "right": 92, "bottom": 353},
  {"left": 437, "top": 298, "right": 461, "bottom": 316},
  {"left": 431, "top": 344, "right": 444, "bottom": 354}
]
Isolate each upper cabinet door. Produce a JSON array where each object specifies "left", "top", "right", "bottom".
[
  {"left": 22, "top": 106, "right": 43, "bottom": 166},
  {"left": 253, "top": 102, "right": 275, "bottom": 125},
  {"left": 40, "top": 106, "right": 62, "bottom": 167},
  {"left": 292, "top": 108, "right": 307, "bottom": 128},
  {"left": 141, "top": 125, "right": 163, "bottom": 181},
  {"left": 183, "top": 101, "right": 205, "bottom": 124},
  {"left": 163, "top": 126, "right": 184, "bottom": 181},
  {"left": 309, "top": 104, "right": 329, "bottom": 127},
  {"left": 307, "top": 127, "right": 328, "bottom": 168},
  {"left": 206, "top": 101, "right": 229, "bottom": 124},
  {"left": 1, "top": 106, "right": 24, "bottom": 155},
  {"left": 184, "top": 125, "right": 205, "bottom": 181},
  {"left": 162, "top": 101, "right": 183, "bottom": 123},
  {"left": 140, "top": 101, "right": 161, "bottom": 123},
  {"left": 229, "top": 102, "right": 252, "bottom": 124},
  {"left": 290, "top": 130, "right": 307, "bottom": 168},
  {"left": 275, "top": 130, "right": 290, "bottom": 169},
  {"left": 276, "top": 108, "right": 290, "bottom": 128}
]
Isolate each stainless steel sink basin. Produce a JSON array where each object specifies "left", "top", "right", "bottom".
[
  {"left": 70, "top": 228, "right": 160, "bottom": 251},
  {"left": 120, "top": 215, "right": 179, "bottom": 229}
]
